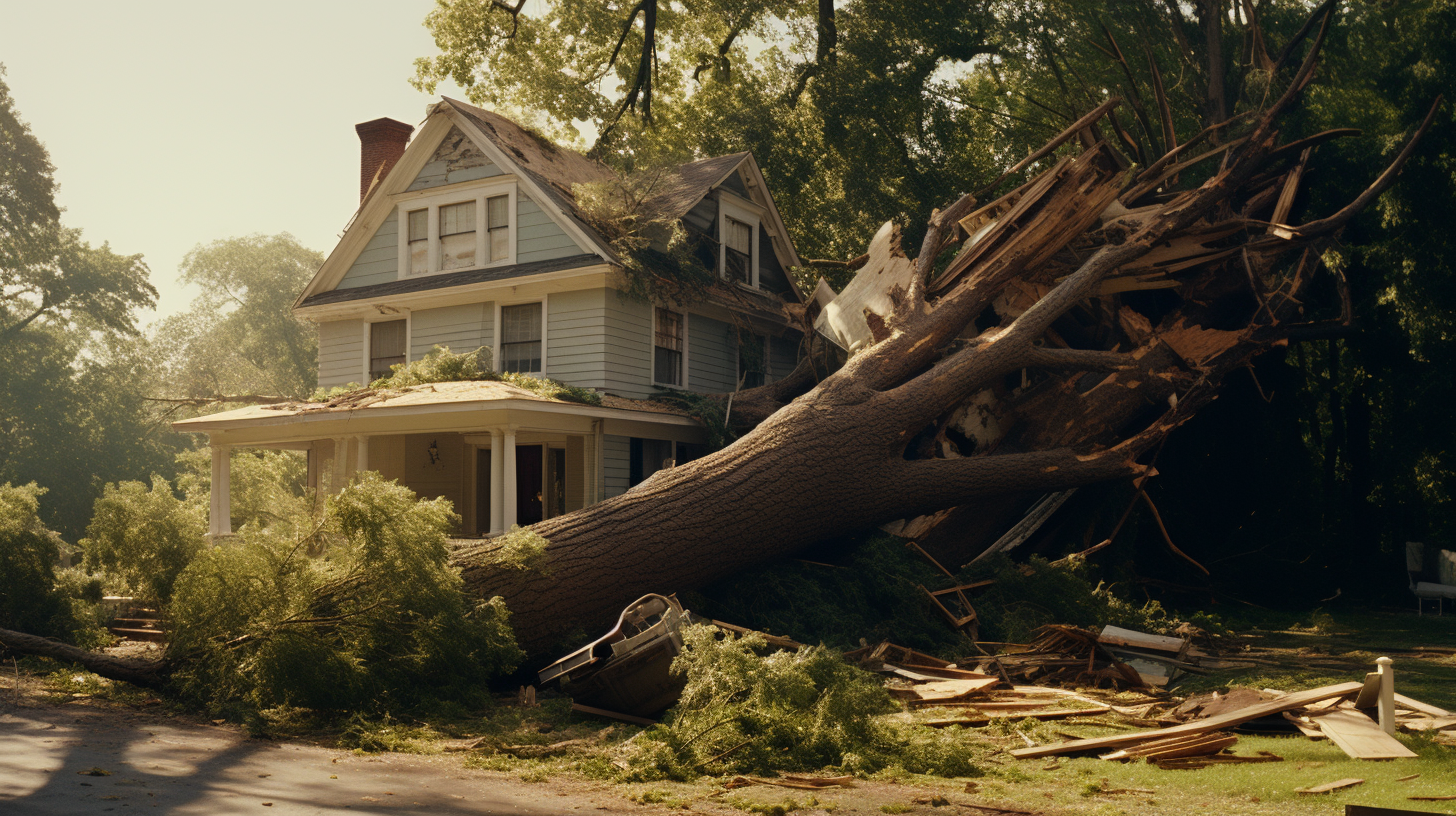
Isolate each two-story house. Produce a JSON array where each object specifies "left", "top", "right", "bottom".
[{"left": 174, "top": 99, "right": 805, "bottom": 540}]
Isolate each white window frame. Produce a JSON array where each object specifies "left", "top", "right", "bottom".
[
  {"left": 652, "top": 307, "right": 689, "bottom": 389},
  {"left": 396, "top": 181, "right": 517, "bottom": 279},
  {"left": 718, "top": 192, "right": 763, "bottom": 290},
  {"left": 493, "top": 295, "right": 548, "bottom": 376},
  {"left": 361, "top": 311, "right": 411, "bottom": 383}
]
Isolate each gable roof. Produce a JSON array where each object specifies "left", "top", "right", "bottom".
[
  {"left": 441, "top": 98, "right": 620, "bottom": 260},
  {"left": 296, "top": 100, "right": 804, "bottom": 308},
  {"left": 640, "top": 152, "right": 750, "bottom": 223}
]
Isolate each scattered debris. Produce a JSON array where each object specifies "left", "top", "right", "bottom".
[
  {"left": 1099, "top": 731, "right": 1237, "bottom": 762},
  {"left": 1295, "top": 778, "right": 1365, "bottom": 795},
  {"left": 724, "top": 775, "right": 855, "bottom": 791},
  {"left": 1308, "top": 705, "right": 1418, "bottom": 760}
]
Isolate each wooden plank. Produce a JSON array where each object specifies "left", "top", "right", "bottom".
[
  {"left": 909, "top": 678, "right": 1001, "bottom": 705},
  {"left": 1312, "top": 710, "right": 1418, "bottom": 760},
  {"left": 570, "top": 702, "right": 655, "bottom": 727},
  {"left": 1138, "top": 734, "right": 1238, "bottom": 762},
  {"left": 1353, "top": 672, "right": 1381, "bottom": 709},
  {"left": 1394, "top": 693, "right": 1452, "bottom": 718},
  {"left": 926, "top": 705, "right": 1110, "bottom": 728},
  {"left": 1400, "top": 716, "right": 1456, "bottom": 732},
  {"left": 1009, "top": 681, "right": 1363, "bottom": 758},
  {"left": 1097, "top": 626, "right": 1187, "bottom": 654},
  {"left": 1295, "top": 778, "right": 1365, "bottom": 795}
]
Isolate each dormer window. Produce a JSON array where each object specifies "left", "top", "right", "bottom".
[
  {"left": 398, "top": 184, "right": 515, "bottom": 278},
  {"left": 717, "top": 193, "right": 761, "bottom": 288},
  {"left": 724, "top": 217, "right": 753, "bottom": 285}
]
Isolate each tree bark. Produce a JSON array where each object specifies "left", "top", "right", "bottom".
[
  {"left": 0, "top": 627, "right": 168, "bottom": 690},
  {"left": 454, "top": 17, "right": 1439, "bottom": 657}
]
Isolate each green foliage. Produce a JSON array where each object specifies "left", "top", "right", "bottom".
[
  {"left": 965, "top": 555, "right": 1175, "bottom": 644},
  {"left": 371, "top": 344, "right": 492, "bottom": 389},
  {"left": 621, "top": 625, "right": 977, "bottom": 781},
  {"left": 175, "top": 447, "right": 311, "bottom": 531},
  {"left": 314, "top": 344, "right": 603, "bottom": 407},
  {"left": 684, "top": 534, "right": 972, "bottom": 657},
  {"left": 574, "top": 172, "right": 719, "bottom": 306},
  {"left": 338, "top": 713, "right": 439, "bottom": 754},
  {"left": 152, "top": 233, "right": 323, "bottom": 403},
  {"left": 80, "top": 477, "right": 206, "bottom": 604},
  {"left": 0, "top": 483, "right": 107, "bottom": 645},
  {"left": 491, "top": 524, "right": 551, "bottom": 573},
  {"left": 165, "top": 472, "right": 522, "bottom": 714},
  {"left": 649, "top": 388, "right": 734, "bottom": 451}
]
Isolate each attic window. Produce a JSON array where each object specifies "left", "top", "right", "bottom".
[
  {"left": 440, "top": 201, "right": 476, "bottom": 270},
  {"left": 724, "top": 217, "right": 752, "bottom": 285},
  {"left": 717, "top": 194, "right": 761, "bottom": 288},
  {"left": 397, "top": 183, "right": 515, "bottom": 278}
]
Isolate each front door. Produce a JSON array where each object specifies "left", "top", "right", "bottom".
[{"left": 516, "top": 445, "right": 543, "bottom": 525}]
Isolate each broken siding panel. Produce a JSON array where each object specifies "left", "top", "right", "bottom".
[
  {"left": 688, "top": 313, "right": 736, "bottom": 394},
  {"left": 683, "top": 196, "right": 716, "bottom": 233},
  {"left": 317, "top": 319, "right": 365, "bottom": 388},
  {"left": 602, "top": 293, "right": 654, "bottom": 398},
  {"left": 769, "top": 336, "right": 800, "bottom": 382},
  {"left": 410, "top": 303, "right": 490, "bottom": 361},
  {"left": 603, "top": 434, "right": 631, "bottom": 498},
  {"left": 546, "top": 289, "right": 608, "bottom": 389},
  {"left": 337, "top": 211, "right": 399, "bottom": 290},
  {"left": 757, "top": 223, "right": 794, "bottom": 295},
  {"left": 407, "top": 126, "right": 503, "bottom": 191},
  {"left": 517, "top": 192, "right": 584, "bottom": 263}
]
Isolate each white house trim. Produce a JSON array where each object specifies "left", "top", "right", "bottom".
[{"left": 295, "top": 265, "right": 614, "bottom": 321}]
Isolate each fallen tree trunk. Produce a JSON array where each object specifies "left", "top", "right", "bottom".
[
  {"left": 452, "top": 8, "right": 1440, "bottom": 656},
  {"left": 0, "top": 626, "right": 168, "bottom": 690}
]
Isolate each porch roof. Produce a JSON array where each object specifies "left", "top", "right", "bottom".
[{"left": 172, "top": 380, "right": 699, "bottom": 440}]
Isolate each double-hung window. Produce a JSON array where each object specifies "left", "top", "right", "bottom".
[
  {"left": 738, "top": 333, "right": 766, "bottom": 389},
  {"left": 399, "top": 185, "right": 514, "bottom": 277},
  {"left": 654, "top": 308, "right": 685, "bottom": 387},
  {"left": 499, "top": 303, "right": 542, "bottom": 374},
  {"left": 723, "top": 217, "right": 753, "bottom": 285},
  {"left": 369, "top": 319, "right": 407, "bottom": 382}
]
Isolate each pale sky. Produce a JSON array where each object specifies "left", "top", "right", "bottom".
[{"left": 1, "top": 0, "right": 464, "bottom": 325}]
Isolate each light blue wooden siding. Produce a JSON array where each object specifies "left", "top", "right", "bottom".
[
  {"left": 603, "top": 434, "right": 631, "bottom": 498},
  {"left": 317, "top": 319, "right": 363, "bottom": 388},
  {"left": 337, "top": 211, "right": 398, "bottom": 290},
  {"left": 688, "top": 313, "right": 737, "bottom": 394},
  {"left": 517, "top": 192, "right": 583, "bottom": 263},
  {"left": 543, "top": 288, "right": 653, "bottom": 397},
  {"left": 545, "top": 289, "right": 604, "bottom": 388},
  {"left": 769, "top": 336, "right": 800, "bottom": 382},
  {"left": 603, "top": 291, "right": 654, "bottom": 398},
  {"left": 410, "top": 303, "right": 493, "bottom": 362}
]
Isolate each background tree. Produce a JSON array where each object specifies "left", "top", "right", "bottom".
[
  {"left": 0, "top": 66, "right": 180, "bottom": 539},
  {"left": 152, "top": 233, "right": 323, "bottom": 406}
]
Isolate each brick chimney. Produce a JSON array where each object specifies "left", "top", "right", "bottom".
[{"left": 355, "top": 117, "right": 414, "bottom": 202}]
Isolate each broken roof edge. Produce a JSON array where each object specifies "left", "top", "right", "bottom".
[{"left": 170, "top": 379, "right": 697, "bottom": 434}]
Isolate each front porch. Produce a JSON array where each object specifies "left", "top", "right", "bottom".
[{"left": 175, "top": 381, "right": 706, "bottom": 538}]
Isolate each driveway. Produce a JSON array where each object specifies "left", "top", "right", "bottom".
[{"left": 0, "top": 703, "right": 637, "bottom": 815}]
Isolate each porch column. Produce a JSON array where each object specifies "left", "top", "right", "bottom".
[
  {"left": 331, "top": 437, "right": 348, "bottom": 493},
  {"left": 489, "top": 429, "right": 505, "bottom": 535},
  {"left": 209, "top": 443, "right": 232, "bottom": 538},
  {"left": 356, "top": 436, "right": 369, "bottom": 474},
  {"left": 503, "top": 428, "right": 518, "bottom": 530}
]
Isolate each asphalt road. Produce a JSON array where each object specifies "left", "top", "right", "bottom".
[{"left": 0, "top": 703, "right": 633, "bottom": 815}]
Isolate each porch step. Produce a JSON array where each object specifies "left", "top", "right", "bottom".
[{"left": 107, "top": 608, "right": 167, "bottom": 643}]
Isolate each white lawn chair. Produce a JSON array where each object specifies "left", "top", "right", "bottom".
[{"left": 1407, "top": 541, "right": 1456, "bottom": 615}]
